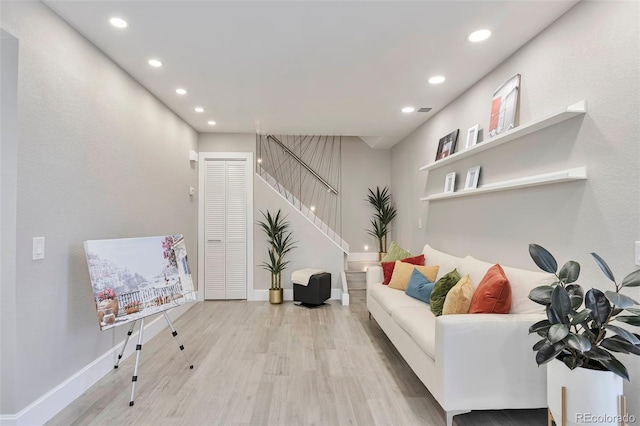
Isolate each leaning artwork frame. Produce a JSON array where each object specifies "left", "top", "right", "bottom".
[
  {"left": 488, "top": 74, "right": 521, "bottom": 137},
  {"left": 435, "top": 129, "right": 460, "bottom": 161},
  {"left": 464, "top": 166, "right": 481, "bottom": 189},
  {"left": 84, "top": 235, "right": 196, "bottom": 331},
  {"left": 465, "top": 124, "right": 480, "bottom": 149},
  {"left": 444, "top": 172, "right": 456, "bottom": 193}
]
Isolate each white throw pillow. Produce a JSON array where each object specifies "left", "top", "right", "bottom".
[{"left": 422, "top": 244, "right": 462, "bottom": 281}]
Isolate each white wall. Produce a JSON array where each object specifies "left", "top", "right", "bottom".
[
  {"left": 1, "top": 1, "right": 198, "bottom": 416},
  {"left": 1, "top": 29, "right": 19, "bottom": 416},
  {"left": 390, "top": 0, "right": 639, "bottom": 410}
]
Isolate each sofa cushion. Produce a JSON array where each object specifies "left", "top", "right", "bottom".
[
  {"left": 422, "top": 244, "right": 462, "bottom": 281},
  {"left": 462, "top": 256, "right": 554, "bottom": 314},
  {"left": 405, "top": 269, "right": 435, "bottom": 303},
  {"left": 381, "top": 254, "right": 425, "bottom": 285},
  {"left": 370, "top": 282, "right": 429, "bottom": 315},
  {"left": 430, "top": 269, "right": 461, "bottom": 316},
  {"left": 469, "top": 264, "right": 512, "bottom": 314},
  {"left": 380, "top": 242, "right": 412, "bottom": 263},
  {"left": 391, "top": 306, "right": 437, "bottom": 360},
  {"left": 388, "top": 261, "right": 439, "bottom": 291},
  {"left": 442, "top": 274, "right": 474, "bottom": 315}
]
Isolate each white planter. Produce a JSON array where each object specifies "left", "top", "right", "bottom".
[{"left": 548, "top": 358, "right": 624, "bottom": 426}]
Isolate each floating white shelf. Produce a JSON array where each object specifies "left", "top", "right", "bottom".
[
  {"left": 418, "top": 100, "right": 587, "bottom": 173},
  {"left": 420, "top": 166, "right": 587, "bottom": 202}
]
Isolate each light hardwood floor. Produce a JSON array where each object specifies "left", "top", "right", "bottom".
[{"left": 48, "top": 301, "right": 545, "bottom": 426}]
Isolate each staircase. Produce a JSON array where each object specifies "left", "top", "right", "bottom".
[{"left": 344, "top": 260, "right": 379, "bottom": 304}]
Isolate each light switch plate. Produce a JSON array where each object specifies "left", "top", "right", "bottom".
[
  {"left": 635, "top": 241, "right": 640, "bottom": 266},
  {"left": 33, "top": 237, "right": 45, "bottom": 260}
]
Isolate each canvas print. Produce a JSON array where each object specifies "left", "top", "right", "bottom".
[
  {"left": 488, "top": 74, "right": 521, "bottom": 137},
  {"left": 84, "top": 235, "right": 196, "bottom": 331}
]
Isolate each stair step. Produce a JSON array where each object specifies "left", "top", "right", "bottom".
[{"left": 348, "top": 288, "right": 366, "bottom": 304}]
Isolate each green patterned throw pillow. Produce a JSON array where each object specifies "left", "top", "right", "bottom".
[
  {"left": 380, "top": 242, "right": 412, "bottom": 263},
  {"left": 430, "top": 269, "right": 461, "bottom": 316}
]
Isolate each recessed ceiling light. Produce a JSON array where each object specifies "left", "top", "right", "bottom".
[
  {"left": 148, "top": 59, "right": 162, "bottom": 68},
  {"left": 468, "top": 29, "right": 491, "bottom": 42},
  {"left": 428, "top": 76, "right": 446, "bottom": 84},
  {"left": 207, "top": 120, "right": 216, "bottom": 126},
  {"left": 194, "top": 107, "right": 204, "bottom": 113},
  {"left": 402, "top": 106, "right": 415, "bottom": 113},
  {"left": 176, "top": 88, "right": 187, "bottom": 95},
  {"left": 109, "top": 17, "right": 128, "bottom": 28}
]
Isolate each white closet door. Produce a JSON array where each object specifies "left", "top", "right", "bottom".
[
  {"left": 225, "top": 162, "right": 247, "bottom": 299},
  {"left": 204, "top": 161, "right": 226, "bottom": 300},
  {"left": 203, "top": 159, "right": 248, "bottom": 300}
]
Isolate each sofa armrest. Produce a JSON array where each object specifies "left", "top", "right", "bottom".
[
  {"left": 435, "top": 313, "right": 547, "bottom": 411},
  {"left": 366, "top": 265, "right": 382, "bottom": 290}
]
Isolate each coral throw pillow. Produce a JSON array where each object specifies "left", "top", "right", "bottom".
[
  {"left": 442, "top": 275, "right": 474, "bottom": 315},
  {"left": 469, "top": 264, "right": 512, "bottom": 314},
  {"left": 430, "top": 269, "right": 461, "bottom": 316},
  {"left": 388, "top": 261, "right": 439, "bottom": 291},
  {"left": 380, "top": 242, "right": 412, "bottom": 263},
  {"left": 381, "top": 254, "right": 424, "bottom": 285},
  {"left": 405, "top": 269, "right": 435, "bottom": 303}
]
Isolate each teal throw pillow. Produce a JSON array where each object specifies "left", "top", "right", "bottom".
[
  {"left": 430, "top": 269, "right": 462, "bottom": 316},
  {"left": 380, "top": 242, "right": 412, "bottom": 263},
  {"left": 405, "top": 268, "right": 435, "bottom": 304}
]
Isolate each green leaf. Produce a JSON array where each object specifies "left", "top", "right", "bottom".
[
  {"left": 564, "top": 333, "right": 591, "bottom": 353},
  {"left": 601, "top": 338, "right": 630, "bottom": 354},
  {"left": 599, "top": 354, "right": 630, "bottom": 381},
  {"left": 591, "top": 252, "right": 616, "bottom": 282},
  {"left": 626, "top": 308, "right": 640, "bottom": 315},
  {"left": 605, "top": 324, "right": 640, "bottom": 345},
  {"left": 551, "top": 285, "right": 572, "bottom": 319},
  {"left": 547, "top": 305, "right": 563, "bottom": 325},
  {"left": 605, "top": 291, "right": 637, "bottom": 309},
  {"left": 615, "top": 316, "right": 640, "bottom": 326},
  {"left": 570, "top": 309, "right": 591, "bottom": 326},
  {"left": 529, "top": 285, "right": 554, "bottom": 305},
  {"left": 535, "top": 342, "right": 564, "bottom": 366},
  {"left": 584, "top": 347, "right": 612, "bottom": 361},
  {"left": 585, "top": 288, "right": 611, "bottom": 326},
  {"left": 533, "top": 339, "right": 547, "bottom": 351},
  {"left": 563, "top": 356, "right": 579, "bottom": 370},
  {"left": 621, "top": 269, "right": 640, "bottom": 288},
  {"left": 558, "top": 261, "right": 580, "bottom": 284},
  {"left": 548, "top": 324, "right": 569, "bottom": 343},
  {"left": 604, "top": 336, "right": 640, "bottom": 355},
  {"left": 529, "top": 244, "right": 558, "bottom": 274},
  {"left": 529, "top": 319, "right": 551, "bottom": 334},
  {"left": 566, "top": 284, "right": 584, "bottom": 310}
]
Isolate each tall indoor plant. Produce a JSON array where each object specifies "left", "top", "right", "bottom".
[
  {"left": 257, "top": 209, "right": 296, "bottom": 304},
  {"left": 527, "top": 244, "right": 640, "bottom": 424},
  {"left": 366, "top": 186, "right": 397, "bottom": 260}
]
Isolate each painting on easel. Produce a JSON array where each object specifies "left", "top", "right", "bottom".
[{"left": 84, "top": 235, "right": 196, "bottom": 331}]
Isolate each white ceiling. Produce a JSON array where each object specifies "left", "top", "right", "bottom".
[{"left": 44, "top": 0, "right": 577, "bottom": 149}]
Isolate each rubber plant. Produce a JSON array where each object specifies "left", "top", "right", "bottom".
[
  {"left": 257, "top": 209, "right": 296, "bottom": 291},
  {"left": 527, "top": 243, "right": 640, "bottom": 380},
  {"left": 365, "top": 186, "right": 398, "bottom": 255}
]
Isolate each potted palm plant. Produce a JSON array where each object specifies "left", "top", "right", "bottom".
[
  {"left": 527, "top": 244, "right": 640, "bottom": 425},
  {"left": 257, "top": 209, "right": 296, "bottom": 304},
  {"left": 366, "top": 186, "right": 398, "bottom": 261}
]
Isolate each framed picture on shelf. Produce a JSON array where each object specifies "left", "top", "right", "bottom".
[
  {"left": 435, "top": 129, "right": 460, "bottom": 161},
  {"left": 444, "top": 172, "right": 456, "bottom": 193},
  {"left": 464, "top": 166, "right": 481, "bottom": 189},
  {"left": 488, "top": 74, "right": 521, "bottom": 137},
  {"left": 465, "top": 124, "right": 480, "bottom": 149}
]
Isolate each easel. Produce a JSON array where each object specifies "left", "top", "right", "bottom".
[
  {"left": 114, "top": 310, "right": 193, "bottom": 406},
  {"left": 547, "top": 386, "right": 627, "bottom": 426}
]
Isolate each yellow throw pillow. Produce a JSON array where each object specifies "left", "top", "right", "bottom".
[
  {"left": 388, "top": 261, "right": 439, "bottom": 291},
  {"left": 442, "top": 275, "right": 474, "bottom": 315}
]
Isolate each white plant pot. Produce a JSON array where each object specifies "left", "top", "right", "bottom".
[{"left": 548, "top": 358, "right": 624, "bottom": 426}]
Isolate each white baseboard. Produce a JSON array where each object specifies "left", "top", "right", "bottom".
[
  {"left": 341, "top": 292, "right": 350, "bottom": 306},
  {"left": 1, "top": 302, "right": 195, "bottom": 426},
  {"left": 251, "top": 288, "right": 342, "bottom": 302},
  {"left": 347, "top": 252, "right": 378, "bottom": 262}
]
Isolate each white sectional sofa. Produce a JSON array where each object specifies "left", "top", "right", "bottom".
[{"left": 366, "top": 244, "right": 556, "bottom": 426}]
